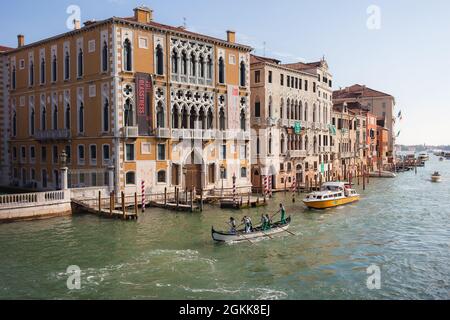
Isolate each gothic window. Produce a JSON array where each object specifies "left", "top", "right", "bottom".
[
  {"left": 172, "top": 107, "right": 179, "bottom": 128},
  {"left": 41, "top": 106, "right": 46, "bottom": 130},
  {"left": 123, "top": 39, "right": 132, "bottom": 71},
  {"left": 207, "top": 55, "right": 213, "bottom": 79},
  {"left": 156, "top": 45, "right": 164, "bottom": 75},
  {"left": 207, "top": 108, "right": 213, "bottom": 129},
  {"left": 171, "top": 49, "right": 178, "bottom": 74},
  {"left": 12, "top": 66, "right": 16, "bottom": 89},
  {"left": 30, "top": 108, "right": 35, "bottom": 135},
  {"left": 65, "top": 104, "right": 71, "bottom": 130},
  {"left": 77, "top": 48, "right": 84, "bottom": 77},
  {"left": 78, "top": 102, "right": 84, "bottom": 133},
  {"left": 190, "top": 52, "right": 196, "bottom": 76},
  {"left": 304, "top": 103, "right": 309, "bottom": 121},
  {"left": 12, "top": 111, "right": 17, "bottom": 136},
  {"left": 189, "top": 107, "right": 197, "bottom": 129},
  {"left": 219, "top": 107, "right": 225, "bottom": 131},
  {"left": 256, "top": 137, "right": 260, "bottom": 155},
  {"left": 280, "top": 134, "right": 285, "bottom": 154},
  {"left": 218, "top": 57, "right": 225, "bottom": 84},
  {"left": 156, "top": 102, "right": 165, "bottom": 128},
  {"left": 64, "top": 52, "right": 70, "bottom": 80},
  {"left": 268, "top": 133, "right": 273, "bottom": 155},
  {"left": 199, "top": 55, "right": 205, "bottom": 78},
  {"left": 52, "top": 104, "right": 58, "bottom": 130},
  {"left": 181, "top": 106, "right": 188, "bottom": 129},
  {"left": 29, "top": 62, "right": 34, "bottom": 86},
  {"left": 240, "top": 61, "right": 246, "bottom": 87},
  {"left": 240, "top": 109, "right": 246, "bottom": 131},
  {"left": 280, "top": 99, "right": 284, "bottom": 119},
  {"left": 52, "top": 55, "right": 57, "bottom": 82},
  {"left": 102, "top": 41, "right": 108, "bottom": 72},
  {"left": 124, "top": 98, "right": 133, "bottom": 127},
  {"left": 181, "top": 51, "right": 187, "bottom": 75},
  {"left": 40, "top": 58, "right": 46, "bottom": 84},
  {"left": 103, "top": 99, "right": 109, "bottom": 132},
  {"left": 199, "top": 107, "right": 206, "bottom": 130}
]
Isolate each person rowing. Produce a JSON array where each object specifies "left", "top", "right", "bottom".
[
  {"left": 228, "top": 217, "right": 237, "bottom": 234},
  {"left": 275, "top": 203, "right": 287, "bottom": 224},
  {"left": 241, "top": 216, "right": 253, "bottom": 233}
]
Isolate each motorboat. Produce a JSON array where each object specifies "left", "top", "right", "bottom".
[{"left": 303, "top": 182, "right": 360, "bottom": 209}]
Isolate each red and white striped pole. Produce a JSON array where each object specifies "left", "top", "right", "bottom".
[
  {"left": 264, "top": 176, "right": 268, "bottom": 197},
  {"left": 141, "top": 180, "right": 145, "bottom": 213},
  {"left": 268, "top": 176, "right": 273, "bottom": 198},
  {"left": 292, "top": 177, "right": 296, "bottom": 203}
]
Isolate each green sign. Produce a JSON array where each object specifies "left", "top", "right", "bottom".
[
  {"left": 294, "top": 122, "right": 302, "bottom": 135},
  {"left": 329, "top": 124, "right": 337, "bottom": 136},
  {"left": 321, "top": 162, "right": 325, "bottom": 174}
]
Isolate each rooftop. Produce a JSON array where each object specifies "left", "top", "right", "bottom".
[{"left": 333, "top": 84, "right": 394, "bottom": 100}]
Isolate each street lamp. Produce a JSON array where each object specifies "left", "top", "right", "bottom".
[{"left": 60, "top": 150, "right": 67, "bottom": 167}]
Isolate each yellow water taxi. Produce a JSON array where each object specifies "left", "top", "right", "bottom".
[{"left": 303, "top": 182, "right": 360, "bottom": 209}]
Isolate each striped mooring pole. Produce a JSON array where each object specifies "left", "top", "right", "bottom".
[
  {"left": 232, "top": 174, "right": 237, "bottom": 205},
  {"left": 141, "top": 180, "right": 145, "bottom": 213},
  {"left": 292, "top": 177, "right": 297, "bottom": 203},
  {"left": 268, "top": 175, "right": 273, "bottom": 198}
]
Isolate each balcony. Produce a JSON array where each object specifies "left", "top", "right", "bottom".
[
  {"left": 279, "top": 118, "right": 290, "bottom": 127},
  {"left": 123, "top": 127, "right": 139, "bottom": 139},
  {"left": 35, "top": 129, "right": 71, "bottom": 142},
  {"left": 155, "top": 128, "right": 171, "bottom": 139},
  {"left": 266, "top": 117, "right": 277, "bottom": 127},
  {"left": 287, "top": 150, "right": 307, "bottom": 158}
]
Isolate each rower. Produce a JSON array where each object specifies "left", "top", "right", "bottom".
[
  {"left": 265, "top": 214, "right": 271, "bottom": 230},
  {"left": 260, "top": 214, "right": 266, "bottom": 230},
  {"left": 228, "top": 217, "right": 237, "bottom": 234},
  {"left": 277, "top": 203, "right": 287, "bottom": 224}
]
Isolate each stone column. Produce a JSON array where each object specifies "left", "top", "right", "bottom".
[
  {"left": 108, "top": 165, "right": 115, "bottom": 193},
  {"left": 60, "top": 167, "right": 68, "bottom": 190}
]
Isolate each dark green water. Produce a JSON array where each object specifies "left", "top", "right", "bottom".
[{"left": 0, "top": 156, "right": 449, "bottom": 300}]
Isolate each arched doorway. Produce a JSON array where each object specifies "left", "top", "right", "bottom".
[
  {"left": 296, "top": 164, "right": 303, "bottom": 186},
  {"left": 184, "top": 150, "right": 203, "bottom": 194},
  {"left": 252, "top": 168, "right": 261, "bottom": 192}
]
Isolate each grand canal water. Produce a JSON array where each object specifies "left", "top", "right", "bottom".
[{"left": 0, "top": 155, "right": 449, "bottom": 300}]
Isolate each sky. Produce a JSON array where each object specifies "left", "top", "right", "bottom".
[{"left": 1, "top": 0, "right": 450, "bottom": 145}]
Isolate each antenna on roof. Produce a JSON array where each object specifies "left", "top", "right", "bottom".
[{"left": 183, "top": 17, "right": 187, "bottom": 29}]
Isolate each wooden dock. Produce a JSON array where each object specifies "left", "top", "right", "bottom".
[
  {"left": 219, "top": 196, "right": 268, "bottom": 210},
  {"left": 149, "top": 201, "right": 201, "bottom": 212}
]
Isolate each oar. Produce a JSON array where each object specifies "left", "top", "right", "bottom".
[{"left": 238, "top": 231, "right": 254, "bottom": 245}]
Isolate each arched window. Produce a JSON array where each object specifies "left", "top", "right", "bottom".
[
  {"left": 171, "top": 49, "right": 178, "bottom": 74},
  {"left": 240, "top": 61, "right": 246, "bottom": 87},
  {"left": 64, "top": 52, "right": 70, "bottom": 80},
  {"left": 157, "top": 171, "right": 166, "bottom": 183},
  {"left": 124, "top": 98, "right": 133, "bottom": 127},
  {"left": 52, "top": 55, "right": 57, "bottom": 82},
  {"left": 41, "top": 106, "right": 46, "bottom": 130},
  {"left": 12, "top": 67, "right": 16, "bottom": 89},
  {"left": 40, "top": 58, "right": 46, "bottom": 84},
  {"left": 77, "top": 49, "right": 83, "bottom": 77},
  {"left": 65, "top": 104, "right": 71, "bottom": 130},
  {"left": 172, "top": 106, "right": 179, "bottom": 129},
  {"left": 268, "top": 96, "right": 273, "bottom": 118},
  {"left": 286, "top": 99, "right": 290, "bottom": 120},
  {"left": 156, "top": 102, "right": 165, "bottom": 128},
  {"left": 52, "top": 105, "right": 58, "bottom": 130},
  {"left": 190, "top": 52, "right": 196, "bottom": 76},
  {"left": 156, "top": 45, "right": 164, "bottom": 75},
  {"left": 218, "top": 57, "right": 225, "bottom": 84},
  {"left": 305, "top": 136, "right": 309, "bottom": 153},
  {"left": 313, "top": 104, "right": 317, "bottom": 122},
  {"left": 219, "top": 107, "right": 225, "bottom": 131},
  {"left": 199, "top": 107, "right": 206, "bottom": 130},
  {"left": 181, "top": 51, "right": 187, "bottom": 75},
  {"left": 268, "top": 133, "right": 273, "bottom": 154},
  {"left": 299, "top": 101, "right": 303, "bottom": 121},
  {"left": 199, "top": 55, "right": 205, "bottom": 78},
  {"left": 207, "top": 108, "right": 213, "bottom": 129},
  {"left": 240, "top": 109, "right": 246, "bottom": 131},
  {"left": 189, "top": 107, "right": 197, "bottom": 129},
  {"left": 126, "top": 172, "right": 136, "bottom": 185},
  {"left": 12, "top": 111, "right": 17, "bottom": 136},
  {"left": 304, "top": 103, "right": 309, "bottom": 122},
  {"left": 280, "top": 99, "right": 284, "bottom": 119},
  {"left": 123, "top": 39, "right": 132, "bottom": 71},
  {"left": 103, "top": 99, "right": 109, "bottom": 132},
  {"left": 181, "top": 106, "right": 188, "bottom": 129},
  {"left": 294, "top": 101, "right": 298, "bottom": 120},
  {"left": 102, "top": 41, "right": 108, "bottom": 72},
  {"left": 207, "top": 55, "right": 213, "bottom": 79},
  {"left": 29, "top": 62, "right": 34, "bottom": 86},
  {"left": 30, "top": 108, "right": 35, "bottom": 135},
  {"left": 281, "top": 134, "right": 285, "bottom": 154},
  {"left": 78, "top": 102, "right": 84, "bottom": 133},
  {"left": 291, "top": 101, "right": 295, "bottom": 119},
  {"left": 256, "top": 137, "right": 260, "bottom": 154}
]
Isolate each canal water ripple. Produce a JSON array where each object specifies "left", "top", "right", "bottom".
[{"left": 0, "top": 156, "right": 449, "bottom": 299}]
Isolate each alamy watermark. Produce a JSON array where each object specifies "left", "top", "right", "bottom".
[
  {"left": 66, "top": 265, "right": 81, "bottom": 290},
  {"left": 366, "top": 264, "right": 381, "bottom": 290},
  {"left": 66, "top": 5, "right": 81, "bottom": 30},
  {"left": 367, "top": 5, "right": 381, "bottom": 30}
]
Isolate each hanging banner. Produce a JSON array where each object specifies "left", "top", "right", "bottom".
[
  {"left": 136, "top": 73, "right": 153, "bottom": 136},
  {"left": 227, "top": 85, "right": 240, "bottom": 130}
]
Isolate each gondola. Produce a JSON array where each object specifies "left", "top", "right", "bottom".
[{"left": 211, "top": 217, "right": 291, "bottom": 243}]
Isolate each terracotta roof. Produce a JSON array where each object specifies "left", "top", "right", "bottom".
[
  {"left": 333, "top": 84, "right": 393, "bottom": 100},
  {"left": 282, "top": 61, "right": 324, "bottom": 71},
  {"left": 0, "top": 45, "right": 13, "bottom": 53},
  {"left": 250, "top": 54, "right": 281, "bottom": 65},
  {"left": 121, "top": 17, "right": 252, "bottom": 51}
]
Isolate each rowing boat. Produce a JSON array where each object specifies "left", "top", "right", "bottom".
[{"left": 211, "top": 217, "right": 291, "bottom": 242}]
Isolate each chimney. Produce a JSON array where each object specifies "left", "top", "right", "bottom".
[
  {"left": 17, "top": 34, "right": 25, "bottom": 48},
  {"left": 134, "top": 6, "right": 153, "bottom": 23},
  {"left": 227, "top": 30, "right": 236, "bottom": 43},
  {"left": 73, "top": 19, "right": 81, "bottom": 30}
]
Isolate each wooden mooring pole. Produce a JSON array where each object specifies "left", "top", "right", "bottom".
[
  {"left": 109, "top": 192, "right": 113, "bottom": 216},
  {"left": 98, "top": 191, "right": 102, "bottom": 214},
  {"left": 121, "top": 192, "right": 126, "bottom": 220},
  {"left": 134, "top": 192, "right": 138, "bottom": 216}
]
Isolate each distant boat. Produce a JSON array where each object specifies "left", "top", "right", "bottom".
[
  {"left": 418, "top": 153, "right": 429, "bottom": 162},
  {"left": 369, "top": 171, "right": 397, "bottom": 178},
  {"left": 431, "top": 172, "right": 441, "bottom": 183},
  {"left": 439, "top": 157, "right": 444, "bottom": 162}
]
